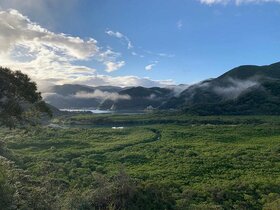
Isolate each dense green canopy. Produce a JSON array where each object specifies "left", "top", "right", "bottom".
[{"left": 0, "top": 67, "right": 51, "bottom": 128}]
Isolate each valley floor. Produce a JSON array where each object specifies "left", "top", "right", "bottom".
[{"left": 1, "top": 114, "right": 280, "bottom": 209}]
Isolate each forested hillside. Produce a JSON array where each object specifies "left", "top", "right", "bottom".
[{"left": 162, "top": 62, "right": 280, "bottom": 115}]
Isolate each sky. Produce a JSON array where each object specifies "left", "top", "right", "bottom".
[{"left": 0, "top": 0, "right": 280, "bottom": 89}]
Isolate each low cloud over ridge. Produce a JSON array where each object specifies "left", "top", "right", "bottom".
[
  {"left": 213, "top": 78, "right": 259, "bottom": 99},
  {"left": 74, "top": 90, "right": 131, "bottom": 101}
]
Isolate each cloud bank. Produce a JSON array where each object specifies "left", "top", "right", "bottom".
[
  {"left": 213, "top": 78, "right": 259, "bottom": 99},
  {"left": 0, "top": 9, "right": 173, "bottom": 90},
  {"left": 74, "top": 90, "right": 131, "bottom": 101}
]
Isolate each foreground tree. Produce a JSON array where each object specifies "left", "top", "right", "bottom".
[{"left": 0, "top": 67, "right": 51, "bottom": 128}]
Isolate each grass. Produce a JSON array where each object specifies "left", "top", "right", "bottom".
[{"left": 2, "top": 114, "right": 280, "bottom": 209}]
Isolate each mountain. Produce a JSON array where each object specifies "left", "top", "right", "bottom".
[
  {"left": 43, "top": 62, "right": 280, "bottom": 114},
  {"left": 49, "top": 84, "right": 95, "bottom": 95},
  {"left": 162, "top": 62, "right": 280, "bottom": 115},
  {"left": 183, "top": 80, "right": 280, "bottom": 115},
  {"left": 43, "top": 84, "right": 178, "bottom": 110},
  {"left": 99, "top": 86, "right": 174, "bottom": 110},
  {"left": 49, "top": 84, "right": 123, "bottom": 96},
  {"left": 217, "top": 62, "right": 280, "bottom": 81},
  {"left": 43, "top": 84, "right": 123, "bottom": 109}
]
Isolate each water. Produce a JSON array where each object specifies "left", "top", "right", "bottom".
[
  {"left": 59, "top": 108, "right": 146, "bottom": 115},
  {"left": 59, "top": 109, "right": 112, "bottom": 114}
]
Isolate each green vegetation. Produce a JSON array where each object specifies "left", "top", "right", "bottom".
[
  {"left": 0, "top": 67, "right": 51, "bottom": 129},
  {"left": 1, "top": 114, "right": 280, "bottom": 209},
  {"left": 163, "top": 62, "right": 280, "bottom": 115}
]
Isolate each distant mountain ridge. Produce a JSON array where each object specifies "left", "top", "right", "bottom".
[
  {"left": 217, "top": 62, "right": 280, "bottom": 81},
  {"left": 43, "top": 85, "right": 123, "bottom": 109},
  {"left": 162, "top": 62, "right": 280, "bottom": 115},
  {"left": 43, "top": 62, "right": 280, "bottom": 115},
  {"left": 43, "top": 84, "right": 178, "bottom": 110},
  {"left": 50, "top": 84, "right": 123, "bottom": 96},
  {"left": 99, "top": 86, "right": 174, "bottom": 110}
]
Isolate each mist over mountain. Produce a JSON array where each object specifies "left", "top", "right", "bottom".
[
  {"left": 99, "top": 86, "right": 174, "bottom": 110},
  {"left": 43, "top": 85, "right": 125, "bottom": 109},
  {"left": 43, "top": 62, "right": 280, "bottom": 114},
  {"left": 162, "top": 62, "right": 280, "bottom": 115},
  {"left": 43, "top": 84, "right": 178, "bottom": 110}
]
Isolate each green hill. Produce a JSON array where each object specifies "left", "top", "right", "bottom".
[
  {"left": 162, "top": 62, "right": 280, "bottom": 115},
  {"left": 217, "top": 62, "right": 280, "bottom": 81},
  {"left": 44, "top": 85, "right": 123, "bottom": 109},
  {"left": 99, "top": 86, "right": 173, "bottom": 110}
]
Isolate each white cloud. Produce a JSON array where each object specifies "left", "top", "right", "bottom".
[
  {"left": 158, "top": 53, "right": 175, "bottom": 58},
  {"left": 213, "top": 78, "right": 258, "bottom": 99},
  {"left": 104, "top": 61, "right": 125, "bottom": 73},
  {"left": 106, "top": 30, "right": 133, "bottom": 49},
  {"left": 145, "top": 64, "right": 156, "bottom": 71},
  {"left": 144, "top": 50, "right": 175, "bottom": 58},
  {"left": 0, "top": 9, "right": 103, "bottom": 84},
  {"left": 0, "top": 0, "right": 79, "bottom": 26},
  {"left": 177, "top": 20, "right": 183, "bottom": 30},
  {"left": 145, "top": 61, "right": 158, "bottom": 71},
  {"left": 0, "top": 10, "right": 98, "bottom": 59},
  {"left": 200, "top": 0, "right": 280, "bottom": 5},
  {"left": 70, "top": 75, "right": 173, "bottom": 88},
  {"left": 74, "top": 90, "right": 131, "bottom": 101},
  {"left": 106, "top": 30, "right": 175, "bottom": 60},
  {"left": 106, "top": 31, "right": 124, "bottom": 39},
  {"left": 0, "top": 9, "right": 173, "bottom": 89},
  {"left": 98, "top": 49, "right": 121, "bottom": 61}
]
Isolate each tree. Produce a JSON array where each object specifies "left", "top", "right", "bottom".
[{"left": 0, "top": 67, "right": 51, "bottom": 128}]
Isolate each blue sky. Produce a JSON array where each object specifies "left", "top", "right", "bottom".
[{"left": 0, "top": 0, "right": 280, "bottom": 88}]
